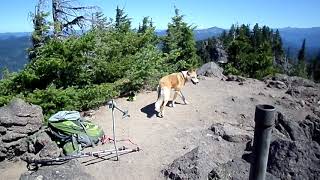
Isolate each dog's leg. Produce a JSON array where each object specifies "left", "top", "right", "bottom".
[
  {"left": 159, "top": 88, "right": 170, "bottom": 117},
  {"left": 170, "top": 91, "right": 178, "bottom": 107},
  {"left": 155, "top": 86, "right": 163, "bottom": 112},
  {"left": 178, "top": 91, "right": 189, "bottom": 105}
]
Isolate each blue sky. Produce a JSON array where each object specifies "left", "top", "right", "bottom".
[{"left": 0, "top": 0, "right": 319, "bottom": 32}]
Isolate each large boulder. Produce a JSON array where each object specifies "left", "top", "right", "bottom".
[
  {"left": 197, "top": 62, "right": 225, "bottom": 79},
  {"left": 0, "top": 99, "right": 43, "bottom": 161},
  {"left": 0, "top": 99, "right": 61, "bottom": 162},
  {"left": 20, "top": 160, "right": 95, "bottom": 180},
  {"left": 210, "top": 123, "right": 253, "bottom": 143}
]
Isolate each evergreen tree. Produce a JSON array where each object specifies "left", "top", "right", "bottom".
[
  {"left": 311, "top": 51, "right": 320, "bottom": 82},
  {"left": 115, "top": 6, "right": 131, "bottom": 32},
  {"left": 228, "top": 24, "right": 236, "bottom": 41},
  {"left": 220, "top": 30, "right": 228, "bottom": 45},
  {"left": 91, "top": 11, "right": 110, "bottom": 30},
  {"left": 162, "top": 7, "right": 199, "bottom": 70},
  {"left": 252, "top": 23, "right": 262, "bottom": 48},
  {"left": 291, "top": 39, "right": 308, "bottom": 78},
  {"left": 29, "top": 0, "right": 50, "bottom": 61},
  {"left": 298, "top": 39, "right": 306, "bottom": 63},
  {"left": 137, "top": 17, "right": 158, "bottom": 46},
  {"left": 138, "top": 17, "right": 150, "bottom": 33},
  {"left": 223, "top": 24, "right": 275, "bottom": 79},
  {"left": 272, "top": 29, "right": 284, "bottom": 58}
]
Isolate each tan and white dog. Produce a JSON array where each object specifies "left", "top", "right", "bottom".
[{"left": 155, "top": 69, "right": 199, "bottom": 118}]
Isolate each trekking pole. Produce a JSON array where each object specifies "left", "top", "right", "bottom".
[
  {"left": 106, "top": 99, "right": 130, "bottom": 161},
  {"left": 25, "top": 146, "right": 140, "bottom": 170}
]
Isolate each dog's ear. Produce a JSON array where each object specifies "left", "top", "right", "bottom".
[{"left": 182, "top": 71, "right": 188, "bottom": 78}]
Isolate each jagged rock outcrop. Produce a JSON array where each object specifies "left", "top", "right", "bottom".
[
  {"left": 0, "top": 99, "right": 61, "bottom": 161},
  {"left": 0, "top": 99, "right": 43, "bottom": 161},
  {"left": 267, "top": 113, "right": 320, "bottom": 179},
  {"left": 162, "top": 147, "right": 200, "bottom": 180}
]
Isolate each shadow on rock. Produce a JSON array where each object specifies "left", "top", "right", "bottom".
[{"left": 20, "top": 160, "right": 94, "bottom": 180}]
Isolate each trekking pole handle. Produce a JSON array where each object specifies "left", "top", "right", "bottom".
[{"left": 107, "top": 100, "right": 130, "bottom": 118}]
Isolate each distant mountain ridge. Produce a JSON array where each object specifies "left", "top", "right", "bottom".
[
  {"left": 155, "top": 26, "right": 225, "bottom": 40},
  {"left": 0, "top": 26, "right": 320, "bottom": 74},
  {"left": 0, "top": 32, "right": 31, "bottom": 40}
]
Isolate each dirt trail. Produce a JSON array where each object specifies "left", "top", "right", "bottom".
[
  {"left": 80, "top": 77, "right": 308, "bottom": 180},
  {"left": 0, "top": 77, "right": 310, "bottom": 180}
]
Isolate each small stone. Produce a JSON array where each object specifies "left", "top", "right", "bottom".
[
  {"left": 239, "top": 82, "right": 244, "bottom": 85},
  {"left": 0, "top": 126, "right": 7, "bottom": 134},
  {"left": 36, "top": 175, "right": 44, "bottom": 180},
  {"left": 240, "top": 114, "right": 246, "bottom": 119},
  {"left": 2, "top": 132, "right": 27, "bottom": 142},
  {"left": 206, "top": 133, "right": 213, "bottom": 137},
  {"left": 258, "top": 92, "right": 265, "bottom": 96},
  {"left": 269, "top": 94, "right": 275, "bottom": 98},
  {"left": 298, "top": 100, "right": 305, "bottom": 107}
]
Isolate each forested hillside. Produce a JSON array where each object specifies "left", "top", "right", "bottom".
[{"left": 0, "top": 36, "right": 31, "bottom": 74}]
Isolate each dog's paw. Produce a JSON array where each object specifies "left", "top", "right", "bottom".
[
  {"left": 184, "top": 101, "right": 189, "bottom": 105},
  {"left": 169, "top": 102, "right": 176, "bottom": 108},
  {"left": 157, "top": 113, "right": 163, "bottom": 118}
]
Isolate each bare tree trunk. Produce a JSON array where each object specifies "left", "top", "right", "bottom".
[
  {"left": 51, "top": 0, "right": 96, "bottom": 37},
  {"left": 52, "top": 0, "right": 61, "bottom": 37}
]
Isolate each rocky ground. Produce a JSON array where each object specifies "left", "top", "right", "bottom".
[{"left": 0, "top": 66, "right": 319, "bottom": 179}]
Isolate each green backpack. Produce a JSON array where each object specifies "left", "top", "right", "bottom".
[{"left": 48, "top": 111, "right": 105, "bottom": 155}]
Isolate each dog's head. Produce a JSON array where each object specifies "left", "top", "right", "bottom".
[{"left": 186, "top": 69, "right": 199, "bottom": 85}]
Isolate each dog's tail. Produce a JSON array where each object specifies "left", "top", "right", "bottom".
[{"left": 155, "top": 85, "right": 163, "bottom": 112}]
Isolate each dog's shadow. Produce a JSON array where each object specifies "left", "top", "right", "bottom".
[
  {"left": 140, "top": 101, "right": 183, "bottom": 118},
  {"left": 140, "top": 103, "right": 157, "bottom": 118}
]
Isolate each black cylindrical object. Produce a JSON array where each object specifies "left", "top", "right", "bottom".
[{"left": 249, "top": 104, "right": 275, "bottom": 180}]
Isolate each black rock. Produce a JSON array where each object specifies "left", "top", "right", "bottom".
[
  {"left": 162, "top": 147, "right": 200, "bottom": 180},
  {"left": 226, "top": 75, "right": 246, "bottom": 82},
  {"left": 268, "top": 139, "right": 320, "bottom": 180},
  {"left": 208, "top": 158, "right": 279, "bottom": 180}
]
